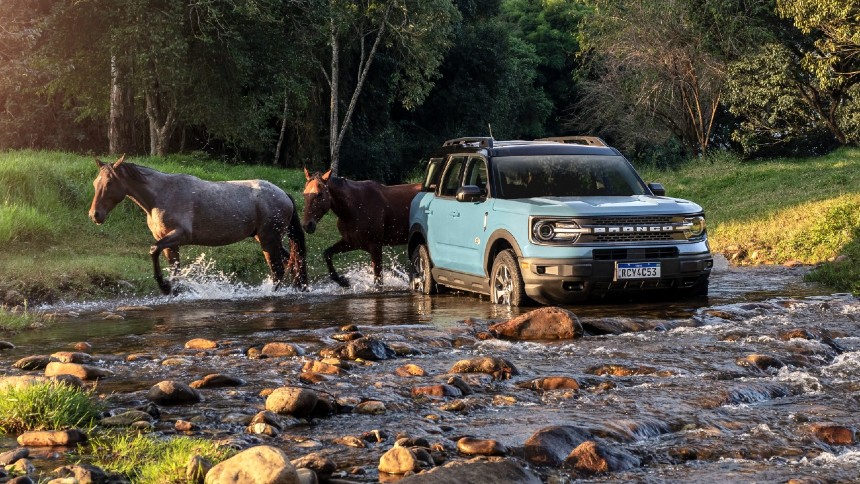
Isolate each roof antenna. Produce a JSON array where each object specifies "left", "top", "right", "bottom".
[{"left": 488, "top": 123, "right": 494, "bottom": 138}]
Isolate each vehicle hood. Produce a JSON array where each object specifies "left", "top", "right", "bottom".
[{"left": 493, "top": 195, "right": 704, "bottom": 216}]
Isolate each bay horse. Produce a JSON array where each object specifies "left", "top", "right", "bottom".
[
  {"left": 88, "top": 155, "right": 307, "bottom": 295},
  {"left": 301, "top": 168, "right": 421, "bottom": 287}
]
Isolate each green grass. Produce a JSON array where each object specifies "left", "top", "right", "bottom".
[
  {"left": 638, "top": 147, "right": 860, "bottom": 293},
  {"left": 83, "top": 433, "right": 234, "bottom": 483},
  {"left": 0, "top": 302, "right": 56, "bottom": 332},
  {"left": 0, "top": 380, "right": 102, "bottom": 433}
]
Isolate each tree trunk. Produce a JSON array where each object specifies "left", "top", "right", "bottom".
[
  {"left": 145, "top": 88, "right": 177, "bottom": 157},
  {"left": 329, "top": 17, "right": 340, "bottom": 175},
  {"left": 109, "top": 55, "right": 135, "bottom": 155},
  {"left": 274, "top": 93, "right": 289, "bottom": 167}
]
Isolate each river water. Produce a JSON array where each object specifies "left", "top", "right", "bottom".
[{"left": 2, "top": 255, "right": 859, "bottom": 483}]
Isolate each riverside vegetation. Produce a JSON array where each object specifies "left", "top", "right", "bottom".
[{"left": 2, "top": 149, "right": 859, "bottom": 315}]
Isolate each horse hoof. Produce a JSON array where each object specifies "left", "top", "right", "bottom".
[
  {"left": 158, "top": 282, "right": 172, "bottom": 295},
  {"left": 332, "top": 275, "right": 350, "bottom": 288}
]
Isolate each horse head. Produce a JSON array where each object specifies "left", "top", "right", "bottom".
[
  {"left": 89, "top": 154, "right": 128, "bottom": 225},
  {"left": 301, "top": 167, "right": 333, "bottom": 234}
]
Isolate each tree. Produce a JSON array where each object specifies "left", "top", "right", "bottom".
[{"left": 318, "top": 0, "right": 460, "bottom": 175}]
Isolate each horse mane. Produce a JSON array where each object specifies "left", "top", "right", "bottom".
[{"left": 115, "top": 162, "right": 150, "bottom": 185}]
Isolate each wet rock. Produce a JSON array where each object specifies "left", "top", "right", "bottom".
[
  {"left": 190, "top": 373, "right": 245, "bottom": 389},
  {"left": 100, "top": 410, "right": 154, "bottom": 426},
  {"left": 72, "top": 342, "right": 92, "bottom": 352},
  {"left": 411, "top": 384, "right": 462, "bottom": 398},
  {"left": 7, "top": 458, "right": 35, "bottom": 476},
  {"left": 807, "top": 424, "right": 856, "bottom": 445},
  {"left": 247, "top": 422, "right": 279, "bottom": 437},
  {"left": 302, "top": 360, "right": 343, "bottom": 375},
  {"left": 205, "top": 445, "right": 298, "bottom": 484},
  {"left": 398, "top": 458, "right": 541, "bottom": 484},
  {"left": 44, "top": 362, "right": 111, "bottom": 380},
  {"left": 175, "top": 420, "right": 196, "bottom": 432},
  {"left": 126, "top": 353, "right": 155, "bottom": 362},
  {"left": 333, "top": 436, "right": 366, "bottom": 448},
  {"left": 446, "top": 376, "right": 473, "bottom": 395},
  {"left": 355, "top": 401, "right": 386, "bottom": 415},
  {"left": 378, "top": 446, "right": 420, "bottom": 474},
  {"left": 186, "top": 455, "right": 212, "bottom": 484},
  {"left": 586, "top": 364, "right": 672, "bottom": 377},
  {"left": 396, "top": 437, "right": 431, "bottom": 449},
  {"left": 395, "top": 364, "right": 426, "bottom": 377},
  {"left": 701, "top": 382, "right": 792, "bottom": 408},
  {"left": 0, "top": 375, "right": 47, "bottom": 391},
  {"left": 736, "top": 354, "right": 785, "bottom": 371},
  {"left": 250, "top": 411, "right": 293, "bottom": 431},
  {"left": 13, "top": 355, "right": 52, "bottom": 371},
  {"left": 331, "top": 332, "right": 363, "bottom": 342},
  {"left": 296, "top": 468, "right": 318, "bottom": 484},
  {"left": 361, "top": 429, "right": 388, "bottom": 443},
  {"left": 456, "top": 437, "right": 507, "bottom": 456},
  {"left": 340, "top": 324, "right": 359, "bottom": 332},
  {"left": 449, "top": 357, "right": 519, "bottom": 380},
  {"left": 52, "top": 463, "right": 109, "bottom": 483},
  {"left": 523, "top": 425, "right": 591, "bottom": 467},
  {"left": 0, "top": 341, "right": 14, "bottom": 350},
  {"left": 299, "top": 372, "right": 331, "bottom": 385},
  {"left": 261, "top": 342, "right": 304, "bottom": 358},
  {"left": 518, "top": 376, "right": 580, "bottom": 391},
  {"left": 185, "top": 338, "right": 218, "bottom": 350},
  {"left": 290, "top": 453, "right": 335, "bottom": 482},
  {"left": 147, "top": 381, "right": 202, "bottom": 405},
  {"left": 0, "top": 448, "right": 28, "bottom": 466},
  {"left": 489, "top": 306, "right": 583, "bottom": 340},
  {"left": 50, "top": 352, "right": 93, "bottom": 364},
  {"left": 326, "top": 336, "right": 395, "bottom": 361},
  {"left": 161, "top": 357, "right": 193, "bottom": 366},
  {"left": 17, "top": 430, "right": 87, "bottom": 447},
  {"left": 265, "top": 387, "right": 324, "bottom": 419},
  {"left": 565, "top": 440, "right": 640, "bottom": 474},
  {"left": 8, "top": 476, "right": 34, "bottom": 484}
]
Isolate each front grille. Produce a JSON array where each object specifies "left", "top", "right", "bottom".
[
  {"left": 589, "top": 216, "right": 677, "bottom": 225},
  {"left": 593, "top": 247, "right": 679, "bottom": 260},
  {"left": 579, "top": 215, "right": 689, "bottom": 243},
  {"left": 591, "top": 232, "right": 680, "bottom": 243}
]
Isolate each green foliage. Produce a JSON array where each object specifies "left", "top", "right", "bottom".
[
  {"left": 0, "top": 380, "right": 102, "bottom": 433},
  {"left": 0, "top": 301, "right": 55, "bottom": 332},
  {"left": 84, "top": 432, "right": 234, "bottom": 483}
]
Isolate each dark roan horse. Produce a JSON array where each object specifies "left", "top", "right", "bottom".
[
  {"left": 301, "top": 168, "right": 421, "bottom": 287},
  {"left": 89, "top": 155, "right": 307, "bottom": 294}
]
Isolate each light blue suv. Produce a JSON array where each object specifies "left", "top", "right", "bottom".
[{"left": 408, "top": 136, "right": 712, "bottom": 306}]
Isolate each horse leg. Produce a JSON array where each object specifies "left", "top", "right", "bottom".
[
  {"left": 150, "top": 231, "right": 183, "bottom": 295},
  {"left": 369, "top": 244, "right": 383, "bottom": 287},
  {"left": 257, "top": 235, "right": 286, "bottom": 291},
  {"left": 324, "top": 239, "right": 354, "bottom": 288},
  {"left": 163, "top": 248, "right": 180, "bottom": 276},
  {"left": 285, "top": 202, "right": 308, "bottom": 290}
]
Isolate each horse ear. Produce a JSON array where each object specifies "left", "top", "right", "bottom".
[
  {"left": 113, "top": 154, "right": 126, "bottom": 167},
  {"left": 321, "top": 169, "right": 332, "bottom": 182},
  {"left": 304, "top": 167, "right": 311, "bottom": 181},
  {"left": 95, "top": 159, "right": 104, "bottom": 168}
]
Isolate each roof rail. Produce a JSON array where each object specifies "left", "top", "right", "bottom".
[
  {"left": 536, "top": 136, "right": 607, "bottom": 147},
  {"left": 442, "top": 137, "right": 494, "bottom": 149}
]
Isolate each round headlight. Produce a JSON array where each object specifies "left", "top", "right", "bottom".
[
  {"left": 685, "top": 216, "right": 705, "bottom": 238},
  {"left": 534, "top": 221, "right": 555, "bottom": 241}
]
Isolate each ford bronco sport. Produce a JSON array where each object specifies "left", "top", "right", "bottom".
[{"left": 407, "top": 136, "right": 712, "bottom": 306}]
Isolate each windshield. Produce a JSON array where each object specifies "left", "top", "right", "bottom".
[{"left": 492, "top": 154, "right": 648, "bottom": 199}]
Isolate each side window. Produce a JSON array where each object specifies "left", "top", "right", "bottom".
[
  {"left": 422, "top": 157, "right": 444, "bottom": 192},
  {"left": 438, "top": 156, "right": 467, "bottom": 197},
  {"left": 463, "top": 157, "right": 489, "bottom": 196}
]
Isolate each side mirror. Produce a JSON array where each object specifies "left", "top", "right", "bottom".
[
  {"left": 648, "top": 182, "right": 666, "bottom": 197},
  {"left": 456, "top": 185, "right": 483, "bottom": 202}
]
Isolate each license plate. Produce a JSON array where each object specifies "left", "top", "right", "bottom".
[{"left": 615, "top": 262, "right": 661, "bottom": 280}]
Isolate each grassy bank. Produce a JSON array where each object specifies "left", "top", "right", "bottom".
[
  {"left": 1, "top": 148, "right": 858, "bottom": 307},
  {"left": 639, "top": 147, "right": 860, "bottom": 294}
]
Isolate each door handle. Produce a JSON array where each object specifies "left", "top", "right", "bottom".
[{"left": 425, "top": 209, "right": 433, "bottom": 214}]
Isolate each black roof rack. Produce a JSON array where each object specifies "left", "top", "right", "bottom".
[
  {"left": 536, "top": 136, "right": 607, "bottom": 147},
  {"left": 442, "top": 137, "right": 494, "bottom": 149}
]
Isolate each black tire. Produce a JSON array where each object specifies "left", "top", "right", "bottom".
[
  {"left": 490, "top": 249, "right": 527, "bottom": 306},
  {"left": 410, "top": 244, "right": 436, "bottom": 295}
]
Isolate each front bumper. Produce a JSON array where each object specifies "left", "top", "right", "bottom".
[{"left": 519, "top": 250, "right": 713, "bottom": 304}]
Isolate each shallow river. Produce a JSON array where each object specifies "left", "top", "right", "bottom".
[{"left": 2, "top": 256, "right": 859, "bottom": 483}]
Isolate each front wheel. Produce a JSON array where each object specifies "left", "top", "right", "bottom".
[
  {"left": 409, "top": 244, "right": 436, "bottom": 295},
  {"left": 490, "top": 249, "right": 527, "bottom": 306}
]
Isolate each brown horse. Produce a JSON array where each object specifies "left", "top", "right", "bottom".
[
  {"left": 302, "top": 168, "right": 421, "bottom": 287},
  {"left": 89, "top": 155, "right": 307, "bottom": 295}
]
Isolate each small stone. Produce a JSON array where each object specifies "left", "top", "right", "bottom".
[
  {"left": 189, "top": 374, "right": 245, "bottom": 389},
  {"left": 0, "top": 341, "right": 15, "bottom": 350},
  {"left": 147, "top": 381, "right": 202, "bottom": 405},
  {"left": 265, "top": 387, "right": 320, "bottom": 419},
  {"left": 456, "top": 437, "right": 507, "bottom": 456},
  {"left": 184, "top": 338, "right": 218, "bottom": 350},
  {"left": 448, "top": 357, "right": 519, "bottom": 380},
  {"left": 331, "top": 332, "right": 364, "bottom": 342},
  {"left": 44, "top": 362, "right": 111, "bottom": 380},
  {"left": 161, "top": 357, "right": 192, "bottom": 366},
  {"left": 100, "top": 410, "right": 154, "bottom": 426},
  {"left": 355, "top": 401, "right": 386, "bottom": 415},
  {"left": 411, "top": 384, "right": 462, "bottom": 398},
  {"left": 808, "top": 424, "right": 856, "bottom": 445},
  {"left": 395, "top": 364, "right": 426, "bottom": 377},
  {"left": 175, "top": 420, "right": 196, "bottom": 432},
  {"left": 52, "top": 463, "right": 109, "bottom": 483},
  {"left": 185, "top": 455, "right": 211, "bottom": 484},
  {"left": 17, "top": 430, "right": 87, "bottom": 447},
  {"left": 0, "top": 448, "right": 29, "bottom": 466},
  {"left": 736, "top": 354, "right": 785, "bottom": 371},
  {"left": 333, "top": 436, "right": 366, "bottom": 448},
  {"left": 50, "top": 352, "right": 93, "bottom": 364},
  {"left": 378, "top": 446, "right": 419, "bottom": 474},
  {"left": 13, "top": 355, "right": 52, "bottom": 371},
  {"left": 126, "top": 353, "right": 155, "bottom": 362},
  {"left": 261, "top": 342, "right": 304, "bottom": 358},
  {"left": 299, "top": 372, "right": 331, "bottom": 385},
  {"left": 72, "top": 342, "right": 92, "bottom": 352},
  {"left": 302, "top": 360, "right": 343, "bottom": 375}
]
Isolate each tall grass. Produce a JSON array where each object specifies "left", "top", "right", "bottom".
[
  {"left": 0, "top": 302, "right": 55, "bottom": 332},
  {"left": 84, "top": 433, "right": 234, "bottom": 483},
  {"left": 0, "top": 380, "right": 102, "bottom": 433}
]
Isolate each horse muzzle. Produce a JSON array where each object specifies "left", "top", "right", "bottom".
[
  {"left": 89, "top": 209, "right": 105, "bottom": 225},
  {"left": 303, "top": 220, "right": 317, "bottom": 234}
]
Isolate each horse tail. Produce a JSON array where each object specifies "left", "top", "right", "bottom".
[{"left": 285, "top": 193, "right": 308, "bottom": 289}]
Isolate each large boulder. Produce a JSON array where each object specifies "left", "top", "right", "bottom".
[
  {"left": 326, "top": 337, "right": 395, "bottom": 361},
  {"left": 265, "top": 387, "right": 330, "bottom": 419},
  {"left": 378, "top": 446, "right": 420, "bottom": 475},
  {"left": 147, "top": 381, "right": 202, "bottom": 405},
  {"left": 523, "top": 426, "right": 591, "bottom": 467},
  {"left": 489, "top": 307, "right": 583, "bottom": 340},
  {"left": 565, "top": 440, "right": 640, "bottom": 473},
  {"left": 205, "top": 445, "right": 298, "bottom": 484},
  {"left": 398, "top": 458, "right": 541, "bottom": 483}
]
